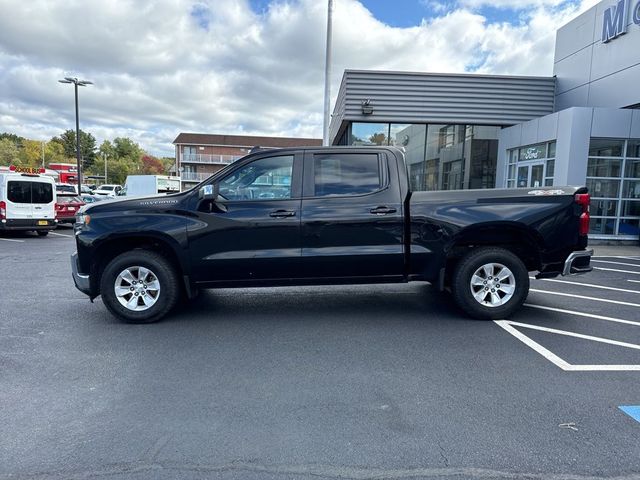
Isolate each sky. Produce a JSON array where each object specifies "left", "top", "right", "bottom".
[{"left": 0, "top": 0, "right": 601, "bottom": 157}]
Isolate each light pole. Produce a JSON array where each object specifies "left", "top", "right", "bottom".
[
  {"left": 58, "top": 77, "right": 92, "bottom": 192},
  {"left": 322, "top": 0, "right": 333, "bottom": 146},
  {"left": 103, "top": 151, "right": 107, "bottom": 184}
]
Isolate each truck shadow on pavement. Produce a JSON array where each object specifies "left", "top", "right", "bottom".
[{"left": 163, "top": 283, "right": 469, "bottom": 325}]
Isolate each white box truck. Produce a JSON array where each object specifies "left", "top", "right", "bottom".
[{"left": 121, "top": 175, "right": 180, "bottom": 197}]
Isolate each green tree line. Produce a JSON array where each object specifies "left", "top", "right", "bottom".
[{"left": 0, "top": 131, "right": 174, "bottom": 185}]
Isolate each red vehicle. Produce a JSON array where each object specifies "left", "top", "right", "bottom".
[
  {"left": 55, "top": 194, "right": 85, "bottom": 224},
  {"left": 48, "top": 163, "right": 78, "bottom": 185}
]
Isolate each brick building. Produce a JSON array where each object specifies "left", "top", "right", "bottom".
[{"left": 173, "top": 133, "right": 322, "bottom": 191}]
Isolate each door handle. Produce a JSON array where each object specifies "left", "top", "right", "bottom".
[
  {"left": 269, "top": 210, "right": 296, "bottom": 218},
  {"left": 370, "top": 206, "right": 397, "bottom": 215}
]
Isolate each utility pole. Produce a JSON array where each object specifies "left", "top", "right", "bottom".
[
  {"left": 322, "top": 0, "right": 333, "bottom": 146},
  {"left": 104, "top": 152, "right": 107, "bottom": 184}
]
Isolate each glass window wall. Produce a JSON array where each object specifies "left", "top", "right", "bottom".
[
  {"left": 506, "top": 141, "right": 556, "bottom": 188},
  {"left": 587, "top": 138, "right": 640, "bottom": 237},
  {"left": 349, "top": 122, "right": 499, "bottom": 192}
]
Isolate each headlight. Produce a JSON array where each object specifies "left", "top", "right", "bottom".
[{"left": 76, "top": 213, "right": 91, "bottom": 225}]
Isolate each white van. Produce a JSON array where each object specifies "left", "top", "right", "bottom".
[{"left": 0, "top": 171, "right": 57, "bottom": 236}]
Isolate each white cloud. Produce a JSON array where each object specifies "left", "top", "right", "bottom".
[{"left": 0, "top": 0, "right": 600, "bottom": 156}]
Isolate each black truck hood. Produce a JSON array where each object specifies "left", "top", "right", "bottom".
[{"left": 81, "top": 192, "right": 189, "bottom": 214}]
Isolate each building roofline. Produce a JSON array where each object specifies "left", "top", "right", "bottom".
[
  {"left": 342, "top": 69, "right": 555, "bottom": 82},
  {"left": 172, "top": 132, "right": 322, "bottom": 146}
]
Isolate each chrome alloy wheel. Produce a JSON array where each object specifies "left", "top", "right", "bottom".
[
  {"left": 469, "top": 262, "right": 516, "bottom": 308},
  {"left": 114, "top": 266, "right": 161, "bottom": 311}
]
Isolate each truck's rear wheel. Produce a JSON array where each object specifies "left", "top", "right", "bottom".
[
  {"left": 100, "top": 250, "right": 179, "bottom": 323},
  {"left": 36, "top": 230, "right": 49, "bottom": 237},
  {"left": 451, "top": 247, "right": 529, "bottom": 320}
]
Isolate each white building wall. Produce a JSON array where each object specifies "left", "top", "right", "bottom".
[
  {"left": 498, "top": 107, "right": 638, "bottom": 188},
  {"left": 554, "top": 0, "right": 640, "bottom": 110}
]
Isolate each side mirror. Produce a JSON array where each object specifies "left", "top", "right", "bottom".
[{"left": 199, "top": 183, "right": 219, "bottom": 201}]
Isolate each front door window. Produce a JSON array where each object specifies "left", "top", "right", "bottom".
[{"left": 218, "top": 155, "right": 294, "bottom": 201}]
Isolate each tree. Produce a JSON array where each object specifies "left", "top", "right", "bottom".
[
  {"left": 113, "top": 137, "right": 143, "bottom": 161},
  {"left": 51, "top": 129, "right": 97, "bottom": 168},
  {"left": 0, "top": 138, "right": 20, "bottom": 166},
  {"left": 368, "top": 132, "right": 387, "bottom": 145},
  {"left": 0, "top": 132, "right": 25, "bottom": 148},
  {"left": 44, "top": 141, "right": 66, "bottom": 166},
  {"left": 140, "top": 155, "right": 165, "bottom": 174},
  {"left": 105, "top": 158, "right": 133, "bottom": 185}
]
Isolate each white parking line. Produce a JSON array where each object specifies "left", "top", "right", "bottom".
[
  {"left": 523, "top": 303, "right": 640, "bottom": 327},
  {"left": 495, "top": 320, "right": 640, "bottom": 372},
  {"left": 0, "top": 237, "right": 24, "bottom": 243},
  {"left": 529, "top": 288, "right": 640, "bottom": 307},
  {"left": 530, "top": 277, "right": 640, "bottom": 295},
  {"left": 593, "top": 256, "right": 640, "bottom": 260},
  {"left": 494, "top": 320, "right": 571, "bottom": 370},
  {"left": 592, "top": 259, "right": 640, "bottom": 268},
  {"left": 49, "top": 232, "right": 71, "bottom": 237},
  {"left": 594, "top": 267, "right": 640, "bottom": 275},
  {"left": 629, "top": 280, "right": 640, "bottom": 284},
  {"left": 508, "top": 321, "right": 640, "bottom": 351}
]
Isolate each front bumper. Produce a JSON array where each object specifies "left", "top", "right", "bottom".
[
  {"left": 562, "top": 249, "right": 593, "bottom": 276},
  {"left": 70, "top": 252, "right": 91, "bottom": 296},
  {"left": 0, "top": 219, "right": 57, "bottom": 231}
]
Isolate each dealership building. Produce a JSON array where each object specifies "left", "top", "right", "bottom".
[{"left": 328, "top": 0, "right": 640, "bottom": 239}]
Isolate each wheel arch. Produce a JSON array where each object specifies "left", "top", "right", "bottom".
[
  {"left": 89, "top": 233, "right": 188, "bottom": 296},
  {"left": 441, "top": 222, "right": 543, "bottom": 288}
]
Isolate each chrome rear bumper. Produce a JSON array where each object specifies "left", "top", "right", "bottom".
[{"left": 562, "top": 249, "right": 593, "bottom": 276}]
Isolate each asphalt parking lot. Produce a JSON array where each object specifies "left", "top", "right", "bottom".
[{"left": 1, "top": 229, "right": 640, "bottom": 480}]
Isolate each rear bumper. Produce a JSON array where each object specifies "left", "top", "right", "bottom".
[
  {"left": 70, "top": 252, "right": 91, "bottom": 296},
  {"left": 0, "top": 219, "right": 57, "bottom": 231},
  {"left": 562, "top": 249, "right": 593, "bottom": 276}
]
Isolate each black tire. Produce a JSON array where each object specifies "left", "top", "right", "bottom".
[
  {"left": 100, "top": 250, "right": 179, "bottom": 324},
  {"left": 451, "top": 247, "right": 529, "bottom": 320},
  {"left": 36, "top": 231, "right": 49, "bottom": 237}
]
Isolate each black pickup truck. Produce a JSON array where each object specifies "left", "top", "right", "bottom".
[{"left": 71, "top": 146, "right": 592, "bottom": 323}]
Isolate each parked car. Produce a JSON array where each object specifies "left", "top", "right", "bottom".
[
  {"left": 1, "top": 171, "right": 57, "bottom": 236},
  {"left": 71, "top": 146, "right": 592, "bottom": 324},
  {"left": 55, "top": 194, "right": 85, "bottom": 224},
  {"left": 80, "top": 194, "right": 103, "bottom": 204},
  {"left": 94, "top": 184, "right": 122, "bottom": 197},
  {"left": 56, "top": 183, "right": 77, "bottom": 195}
]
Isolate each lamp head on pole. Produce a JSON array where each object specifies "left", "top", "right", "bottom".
[{"left": 58, "top": 77, "right": 93, "bottom": 86}]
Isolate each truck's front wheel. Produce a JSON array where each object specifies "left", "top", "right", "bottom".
[
  {"left": 100, "top": 250, "right": 179, "bottom": 323},
  {"left": 451, "top": 247, "right": 529, "bottom": 320}
]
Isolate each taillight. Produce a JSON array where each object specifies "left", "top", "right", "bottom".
[
  {"left": 0, "top": 201, "right": 5, "bottom": 220},
  {"left": 575, "top": 193, "right": 590, "bottom": 236}
]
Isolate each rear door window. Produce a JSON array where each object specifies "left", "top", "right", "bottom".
[
  {"left": 7, "top": 181, "right": 31, "bottom": 203},
  {"left": 312, "top": 153, "right": 383, "bottom": 197},
  {"left": 32, "top": 182, "right": 53, "bottom": 204}
]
